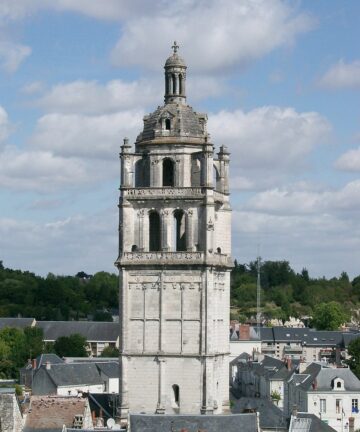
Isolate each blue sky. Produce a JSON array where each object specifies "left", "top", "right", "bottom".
[{"left": 0, "top": 0, "right": 359, "bottom": 278}]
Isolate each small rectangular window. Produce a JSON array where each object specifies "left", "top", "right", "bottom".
[
  {"left": 320, "top": 399, "right": 326, "bottom": 413},
  {"left": 352, "top": 399, "right": 359, "bottom": 413},
  {"left": 336, "top": 399, "right": 341, "bottom": 414}
]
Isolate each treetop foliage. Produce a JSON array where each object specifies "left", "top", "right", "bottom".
[{"left": 231, "top": 259, "right": 357, "bottom": 323}]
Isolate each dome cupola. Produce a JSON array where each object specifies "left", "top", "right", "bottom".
[{"left": 164, "top": 41, "right": 187, "bottom": 104}]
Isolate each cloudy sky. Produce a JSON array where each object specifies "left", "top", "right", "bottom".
[{"left": 0, "top": 0, "right": 359, "bottom": 278}]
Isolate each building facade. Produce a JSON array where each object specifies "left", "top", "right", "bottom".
[{"left": 115, "top": 43, "right": 232, "bottom": 417}]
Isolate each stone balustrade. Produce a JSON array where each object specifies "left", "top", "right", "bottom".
[
  {"left": 116, "top": 251, "right": 233, "bottom": 267},
  {"left": 122, "top": 187, "right": 204, "bottom": 199}
]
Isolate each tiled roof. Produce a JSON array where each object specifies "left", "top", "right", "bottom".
[
  {"left": 232, "top": 396, "right": 287, "bottom": 429},
  {"left": 291, "top": 413, "right": 337, "bottom": 432},
  {"left": 37, "top": 363, "right": 103, "bottom": 387},
  {"left": 24, "top": 396, "right": 88, "bottom": 432},
  {"left": 95, "top": 361, "right": 119, "bottom": 378},
  {"left": 0, "top": 317, "right": 35, "bottom": 330},
  {"left": 36, "top": 354, "right": 64, "bottom": 368},
  {"left": 36, "top": 321, "right": 119, "bottom": 342},
  {"left": 129, "top": 413, "right": 257, "bottom": 432}
]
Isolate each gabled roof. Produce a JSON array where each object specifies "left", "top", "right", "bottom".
[
  {"left": 24, "top": 396, "right": 89, "bottom": 432},
  {"left": 261, "top": 326, "right": 360, "bottom": 347},
  {"left": 232, "top": 397, "right": 287, "bottom": 430},
  {"left": 95, "top": 362, "right": 119, "bottom": 379},
  {"left": 36, "top": 321, "right": 119, "bottom": 342},
  {"left": 314, "top": 367, "right": 360, "bottom": 391},
  {"left": 37, "top": 363, "right": 103, "bottom": 387},
  {"left": 129, "top": 413, "right": 257, "bottom": 432},
  {"left": 0, "top": 317, "right": 35, "bottom": 330},
  {"left": 290, "top": 413, "right": 337, "bottom": 432},
  {"left": 36, "top": 353, "right": 64, "bottom": 369}
]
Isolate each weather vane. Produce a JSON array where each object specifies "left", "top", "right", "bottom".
[{"left": 172, "top": 41, "right": 179, "bottom": 54}]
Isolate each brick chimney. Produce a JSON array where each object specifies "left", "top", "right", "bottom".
[{"left": 239, "top": 325, "right": 250, "bottom": 340}]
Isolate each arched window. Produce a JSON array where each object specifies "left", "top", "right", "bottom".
[
  {"left": 172, "top": 73, "right": 176, "bottom": 94},
  {"left": 174, "top": 210, "right": 186, "bottom": 251},
  {"left": 213, "top": 165, "right": 220, "bottom": 190},
  {"left": 217, "top": 247, "right": 221, "bottom": 254},
  {"left": 172, "top": 384, "right": 180, "bottom": 407},
  {"left": 191, "top": 155, "right": 201, "bottom": 186},
  {"left": 149, "top": 211, "right": 161, "bottom": 251},
  {"left": 131, "top": 245, "right": 138, "bottom": 252},
  {"left": 179, "top": 74, "right": 183, "bottom": 95},
  {"left": 163, "top": 158, "right": 175, "bottom": 187},
  {"left": 165, "top": 118, "right": 171, "bottom": 130},
  {"left": 165, "top": 74, "right": 170, "bottom": 94},
  {"left": 135, "top": 158, "right": 150, "bottom": 187}
]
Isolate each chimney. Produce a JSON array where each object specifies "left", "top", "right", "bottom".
[
  {"left": 45, "top": 361, "right": 51, "bottom": 370},
  {"left": 287, "top": 357, "right": 292, "bottom": 371},
  {"left": 349, "top": 417, "right": 355, "bottom": 432},
  {"left": 239, "top": 325, "right": 250, "bottom": 341},
  {"left": 312, "top": 379, "right": 317, "bottom": 391},
  {"left": 292, "top": 404, "right": 298, "bottom": 418}
]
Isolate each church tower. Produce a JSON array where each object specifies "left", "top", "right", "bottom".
[{"left": 116, "top": 43, "right": 232, "bottom": 417}]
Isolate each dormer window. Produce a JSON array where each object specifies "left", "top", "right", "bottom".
[
  {"left": 333, "top": 377, "right": 344, "bottom": 390},
  {"left": 165, "top": 118, "right": 171, "bottom": 130}
]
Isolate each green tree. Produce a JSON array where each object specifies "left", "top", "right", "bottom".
[
  {"left": 23, "top": 327, "right": 44, "bottom": 359},
  {"left": 311, "top": 302, "right": 349, "bottom": 330},
  {"left": 101, "top": 346, "right": 119, "bottom": 357},
  {"left": 54, "top": 334, "right": 88, "bottom": 357},
  {"left": 346, "top": 337, "right": 360, "bottom": 378}
]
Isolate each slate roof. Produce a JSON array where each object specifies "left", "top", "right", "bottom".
[
  {"left": 313, "top": 367, "right": 360, "bottom": 391},
  {"left": 290, "top": 413, "right": 337, "bottom": 432},
  {"left": 24, "top": 396, "right": 88, "bottom": 432},
  {"left": 139, "top": 103, "right": 206, "bottom": 142},
  {"left": 36, "top": 353, "right": 64, "bottom": 369},
  {"left": 0, "top": 317, "right": 35, "bottom": 330},
  {"left": 232, "top": 396, "right": 287, "bottom": 430},
  {"left": 95, "top": 361, "right": 119, "bottom": 378},
  {"left": 254, "top": 326, "right": 360, "bottom": 348},
  {"left": 37, "top": 321, "right": 119, "bottom": 342},
  {"left": 129, "top": 413, "right": 257, "bottom": 432},
  {"left": 38, "top": 363, "right": 103, "bottom": 387}
]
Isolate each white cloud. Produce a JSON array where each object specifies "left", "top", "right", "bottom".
[
  {"left": 318, "top": 59, "right": 360, "bottom": 89},
  {"left": 0, "top": 106, "right": 11, "bottom": 146},
  {"left": 232, "top": 179, "right": 360, "bottom": 277},
  {"left": 0, "top": 41, "right": 31, "bottom": 72},
  {"left": 111, "top": 0, "right": 314, "bottom": 73},
  {"left": 21, "top": 81, "right": 45, "bottom": 95},
  {"left": 34, "top": 79, "right": 159, "bottom": 114},
  {"left": 243, "top": 180, "right": 360, "bottom": 215},
  {"left": 0, "top": 210, "right": 118, "bottom": 276},
  {"left": 208, "top": 106, "right": 331, "bottom": 173},
  {"left": 31, "top": 110, "right": 143, "bottom": 159},
  {"left": 0, "top": 147, "right": 94, "bottom": 192},
  {"left": 335, "top": 147, "right": 360, "bottom": 172}
]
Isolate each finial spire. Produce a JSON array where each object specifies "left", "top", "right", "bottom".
[{"left": 172, "top": 41, "right": 179, "bottom": 54}]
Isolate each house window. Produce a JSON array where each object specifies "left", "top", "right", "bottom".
[
  {"left": 320, "top": 399, "right": 326, "bottom": 413},
  {"left": 352, "top": 399, "right": 359, "bottom": 413},
  {"left": 337, "top": 381, "right": 342, "bottom": 388},
  {"left": 336, "top": 399, "right": 341, "bottom": 414}
]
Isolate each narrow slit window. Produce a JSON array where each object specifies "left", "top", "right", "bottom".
[{"left": 149, "top": 211, "right": 161, "bottom": 251}]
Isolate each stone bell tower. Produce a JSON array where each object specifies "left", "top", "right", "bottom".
[{"left": 116, "top": 42, "right": 232, "bottom": 417}]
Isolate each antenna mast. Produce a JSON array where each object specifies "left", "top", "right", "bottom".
[{"left": 256, "top": 251, "right": 261, "bottom": 340}]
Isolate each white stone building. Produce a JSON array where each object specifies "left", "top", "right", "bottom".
[
  {"left": 287, "top": 363, "right": 360, "bottom": 432},
  {"left": 116, "top": 43, "right": 232, "bottom": 417}
]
